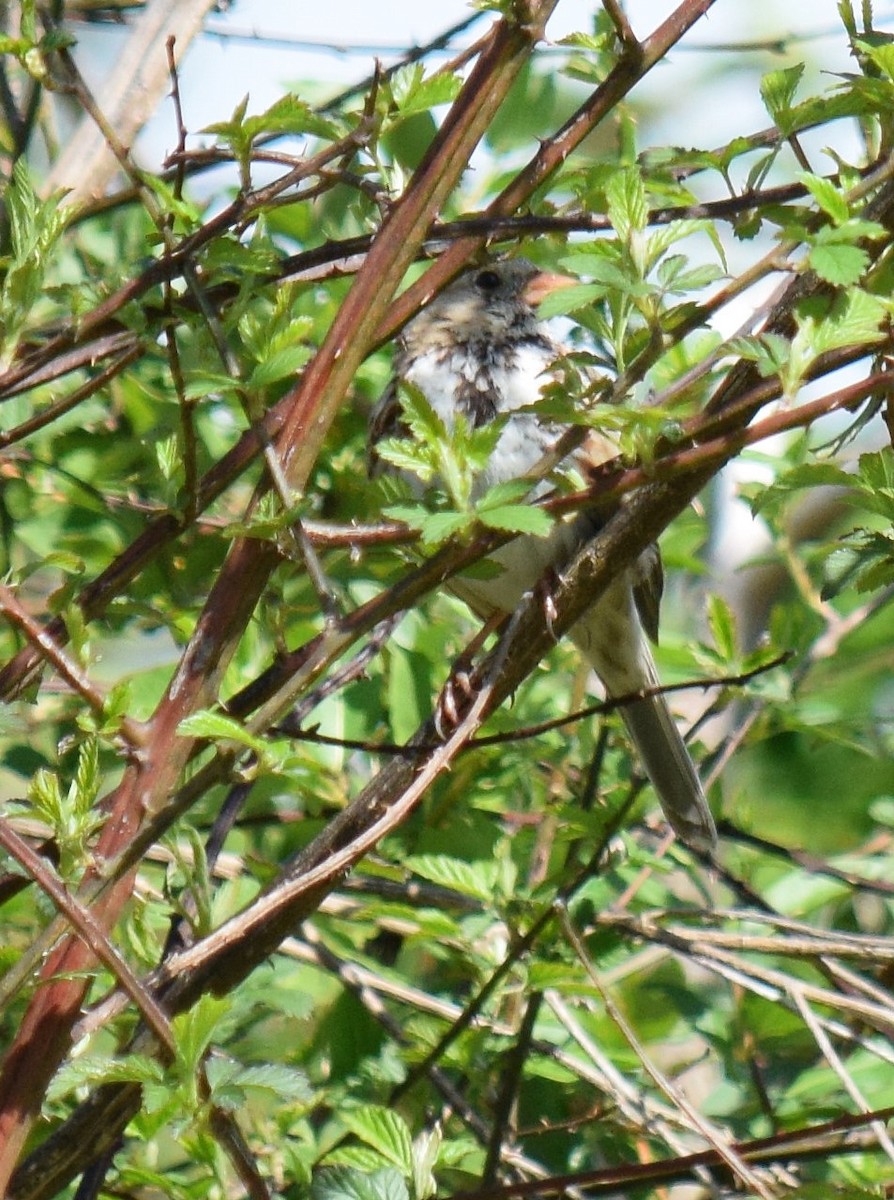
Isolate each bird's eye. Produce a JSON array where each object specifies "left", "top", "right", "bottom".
[{"left": 475, "top": 269, "right": 501, "bottom": 292}]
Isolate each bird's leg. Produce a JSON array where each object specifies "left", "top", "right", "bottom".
[
  {"left": 433, "top": 613, "right": 502, "bottom": 738},
  {"left": 533, "top": 566, "right": 562, "bottom": 642}
]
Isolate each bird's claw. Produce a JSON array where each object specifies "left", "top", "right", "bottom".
[
  {"left": 534, "top": 569, "right": 561, "bottom": 641},
  {"left": 434, "top": 664, "right": 479, "bottom": 738}
]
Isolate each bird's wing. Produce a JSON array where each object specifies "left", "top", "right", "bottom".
[{"left": 631, "top": 543, "right": 664, "bottom": 644}]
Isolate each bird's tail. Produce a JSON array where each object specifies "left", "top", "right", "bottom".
[
  {"left": 571, "top": 608, "right": 716, "bottom": 852},
  {"left": 619, "top": 688, "right": 716, "bottom": 851}
]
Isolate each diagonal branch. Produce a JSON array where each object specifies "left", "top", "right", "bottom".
[{"left": 0, "top": 2, "right": 560, "bottom": 1184}]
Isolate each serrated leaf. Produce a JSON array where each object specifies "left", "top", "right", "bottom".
[
  {"left": 28, "top": 767, "right": 62, "bottom": 822},
  {"left": 726, "top": 334, "right": 786, "bottom": 378},
  {"left": 0, "top": 160, "right": 70, "bottom": 363},
  {"left": 139, "top": 174, "right": 202, "bottom": 226},
  {"left": 658, "top": 259, "right": 725, "bottom": 294},
  {"left": 405, "top": 854, "right": 496, "bottom": 902},
  {"left": 807, "top": 242, "right": 869, "bottom": 285},
  {"left": 47, "top": 1053, "right": 164, "bottom": 1103},
  {"left": 854, "top": 36, "right": 894, "bottom": 83},
  {"left": 381, "top": 502, "right": 426, "bottom": 530},
  {"left": 204, "top": 94, "right": 338, "bottom": 146},
  {"left": 244, "top": 94, "right": 340, "bottom": 140},
  {"left": 207, "top": 1059, "right": 312, "bottom": 1104},
  {"left": 808, "top": 288, "right": 886, "bottom": 356},
  {"left": 856, "top": 448, "right": 894, "bottom": 493},
  {"left": 377, "top": 442, "right": 437, "bottom": 482},
  {"left": 418, "top": 511, "right": 472, "bottom": 546},
  {"left": 411, "top": 1127, "right": 441, "bottom": 1200},
  {"left": 390, "top": 64, "right": 461, "bottom": 118},
  {"left": 178, "top": 710, "right": 270, "bottom": 758},
  {"left": 248, "top": 344, "right": 312, "bottom": 388},
  {"left": 342, "top": 1106, "right": 413, "bottom": 1173},
  {"left": 172, "top": 995, "right": 230, "bottom": 1074},
  {"left": 536, "top": 281, "right": 605, "bottom": 318},
  {"left": 183, "top": 372, "right": 243, "bottom": 399},
  {"left": 71, "top": 738, "right": 100, "bottom": 811},
  {"left": 155, "top": 434, "right": 180, "bottom": 482},
  {"left": 312, "top": 1166, "right": 409, "bottom": 1200},
  {"left": 798, "top": 171, "right": 849, "bottom": 224},
  {"left": 706, "top": 594, "right": 737, "bottom": 662},
  {"left": 853, "top": 553, "right": 894, "bottom": 592},
  {"left": 527, "top": 960, "right": 592, "bottom": 992},
  {"left": 605, "top": 166, "right": 647, "bottom": 240},
  {"left": 750, "top": 462, "right": 853, "bottom": 515},
  {"left": 326, "top": 1148, "right": 396, "bottom": 1172},
  {"left": 479, "top": 504, "right": 553, "bottom": 535},
  {"left": 845, "top": 450, "right": 894, "bottom": 521},
  {"left": 561, "top": 257, "right": 645, "bottom": 298},
  {"left": 646, "top": 217, "right": 725, "bottom": 265},
  {"left": 175, "top": 826, "right": 213, "bottom": 936},
  {"left": 760, "top": 63, "right": 805, "bottom": 131}
]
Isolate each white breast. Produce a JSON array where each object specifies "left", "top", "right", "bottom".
[{"left": 404, "top": 343, "right": 561, "bottom": 493}]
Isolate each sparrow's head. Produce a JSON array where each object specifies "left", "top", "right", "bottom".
[{"left": 400, "top": 259, "right": 576, "bottom": 355}]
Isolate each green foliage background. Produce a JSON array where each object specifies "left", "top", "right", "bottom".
[{"left": 0, "top": 2, "right": 893, "bottom": 1198}]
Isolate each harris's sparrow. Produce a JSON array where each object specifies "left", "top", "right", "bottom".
[{"left": 370, "top": 258, "right": 717, "bottom": 852}]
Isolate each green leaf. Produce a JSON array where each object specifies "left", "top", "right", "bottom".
[
  {"left": 869, "top": 796, "right": 894, "bottom": 828},
  {"left": 726, "top": 333, "right": 792, "bottom": 379},
  {"left": 854, "top": 35, "right": 894, "bottom": 82},
  {"left": 47, "top": 1053, "right": 164, "bottom": 1103},
  {"left": 646, "top": 217, "right": 727, "bottom": 272},
  {"left": 390, "top": 64, "right": 462, "bottom": 118},
  {"left": 605, "top": 166, "right": 648, "bottom": 241},
  {"left": 749, "top": 462, "right": 853, "bottom": 516},
  {"left": 377, "top": 443, "right": 437, "bottom": 483},
  {"left": 312, "top": 1167, "right": 409, "bottom": 1200},
  {"left": 72, "top": 738, "right": 100, "bottom": 811},
  {"left": 183, "top": 371, "right": 244, "bottom": 399},
  {"left": 0, "top": 160, "right": 70, "bottom": 365},
  {"left": 174, "top": 826, "right": 213, "bottom": 936},
  {"left": 760, "top": 63, "right": 805, "bottom": 132},
  {"left": 387, "top": 644, "right": 428, "bottom": 744},
  {"left": 476, "top": 480, "right": 553, "bottom": 535},
  {"left": 418, "top": 511, "right": 473, "bottom": 546},
  {"left": 411, "top": 1127, "right": 441, "bottom": 1200},
  {"left": 706, "top": 595, "right": 738, "bottom": 663},
  {"left": 806, "top": 287, "right": 887, "bottom": 356},
  {"left": 478, "top": 504, "right": 553, "bottom": 536},
  {"left": 536, "top": 280, "right": 607, "bottom": 317},
  {"left": 381, "top": 502, "right": 427, "bottom": 530},
  {"left": 247, "top": 344, "right": 312, "bottom": 388},
  {"left": 656, "top": 257, "right": 724, "bottom": 294},
  {"left": 204, "top": 93, "right": 339, "bottom": 148},
  {"left": 178, "top": 710, "right": 270, "bottom": 758},
  {"left": 475, "top": 479, "right": 531, "bottom": 508},
  {"left": 155, "top": 434, "right": 180, "bottom": 482},
  {"left": 797, "top": 171, "right": 849, "bottom": 224},
  {"left": 855, "top": 448, "right": 894, "bottom": 494},
  {"left": 206, "top": 1059, "right": 313, "bottom": 1105},
  {"left": 849, "top": 449, "right": 894, "bottom": 519},
  {"left": 405, "top": 854, "right": 497, "bottom": 902},
  {"left": 807, "top": 241, "right": 869, "bottom": 285},
  {"left": 172, "top": 995, "right": 231, "bottom": 1075},
  {"left": 342, "top": 1106, "right": 414, "bottom": 1173},
  {"left": 138, "top": 174, "right": 202, "bottom": 228}
]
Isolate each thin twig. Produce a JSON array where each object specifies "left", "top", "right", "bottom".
[{"left": 558, "top": 905, "right": 780, "bottom": 1198}]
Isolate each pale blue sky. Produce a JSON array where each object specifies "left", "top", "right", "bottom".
[{"left": 71, "top": 2, "right": 894, "bottom": 174}]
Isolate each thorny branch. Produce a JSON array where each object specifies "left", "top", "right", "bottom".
[{"left": 3, "top": 1, "right": 894, "bottom": 1195}]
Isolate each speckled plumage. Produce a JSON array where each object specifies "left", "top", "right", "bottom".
[{"left": 371, "top": 260, "right": 716, "bottom": 851}]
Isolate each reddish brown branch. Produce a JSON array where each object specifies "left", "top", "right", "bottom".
[{"left": 0, "top": 4, "right": 560, "bottom": 1183}]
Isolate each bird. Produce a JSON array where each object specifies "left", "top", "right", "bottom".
[{"left": 369, "top": 258, "right": 717, "bottom": 852}]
